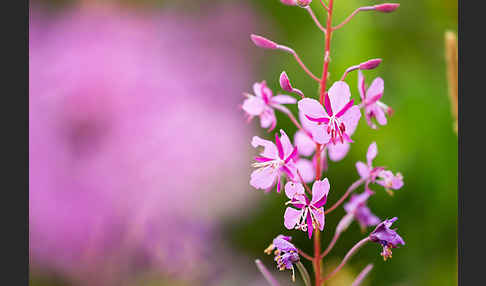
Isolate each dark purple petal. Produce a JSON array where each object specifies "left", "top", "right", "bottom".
[
  {"left": 305, "top": 115, "right": 330, "bottom": 123},
  {"left": 336, "top": 99, "right": 355, "bottom": 118}
]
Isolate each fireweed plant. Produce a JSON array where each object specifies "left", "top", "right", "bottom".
[{"left": 242, "top": 1, "right": 405, "bottom": 286}]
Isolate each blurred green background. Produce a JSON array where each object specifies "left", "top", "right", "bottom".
[{"left": 31, "top": 0, "right": 457, "bottom": 285}]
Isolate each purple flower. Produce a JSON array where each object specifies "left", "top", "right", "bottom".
[
  {"left": 283, "top": 179, "right": 330, "bottom": 239},
  {"left": 369, "top": 217, "right": 405, "bottom": 261},
  {"left": 358, "top": 71, "right": 393, "bottom": 129},
  {"left": 356, "top": 142, "right": 404, "bottom": 194},
  {"left": 251, "top": 129, "right": 299, "bottom": 192},
  {"left": 344, "top": 190, "right": 380, "bottom": 231},
  {"left": 298, "top": 81, "right": 361, "bottom": 145},
  {"left": 243, "top": 81, "right": 297, "bottom": 131},
  {"left": 264, "top": 235, "right": 300, "bottom": 280}
]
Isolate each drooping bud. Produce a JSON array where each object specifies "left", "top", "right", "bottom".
[
  {"left": 279, "top": 71, "right": 293, "bottom": 92},
  {"left": 251, "top": 34, "right": 278, "bottom": 50},
  {"left": 297, "top": 0, "right": 312, "bottom": 8},
  {"left": 280, "top": 0, "right": 298, "bottom": 5},
  {"left": 374, "top": 3, "right": 400, "bottom": 13},
  {"left": 359, "top": 58, "right": 382, "bottom": 70}
]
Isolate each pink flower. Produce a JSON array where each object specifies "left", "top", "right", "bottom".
[
  {"left": 293, "top": 110, "right": 354, "bottom": 176},
  {"left": 358, "top": 70, "right": 393, "bottom": 129},
  {"left": 243, "top": 81, "right": 297, "bottom": 131},
  {"left": 298, "top": 81, "right": 361, "bottom": 145},
  {"left": 376, "top": 170, "right": 404, "bottom": 194},
  {"left": 250, "top": 129, "right": 299, "bottom": 192},
  {"left": 356, "top": 142, "right": 404, "bottom": 194},
  {"left": 283, "top": 179, "right": 329, "bottom": 239}
]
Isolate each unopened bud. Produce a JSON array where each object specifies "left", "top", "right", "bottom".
[
  {"left": 251, "top": 34, "right": 278, "bottom": 50},
  {"left": 279, "top": 71, "right": 293, "bottom": 92},
  {"left": 336, "top": 213, "right": 354, "bottom": 234},
  {"left": 374, "top": 3, "right": 400, "bottom": 13},
  {"left": 359, "top": 58, "right": 382, "bottom": 70},
  {"left": 280, "top": 0, "right": 297, "bottom": 5},
  {"left": 297, "top": 0, "right": 312, "bottom": 8}
]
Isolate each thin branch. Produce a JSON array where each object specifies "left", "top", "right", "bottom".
[
  {"left": 332, "top": 6, "right": 375, "bottom": 31},
  {"left": 278, "top": 45, "right": 321, "bottom": 82},
  {"left": 320, "top": 228, "right": 341, "bottom": 259},
  {"left": 298, "top": 249, "right": 314, "bottom": 261},
  {"left": 321, "top": 237, "right": 371, "bottom": 282},
  {"left": 319, "top": 0, "right": 329, "bottom": 11},
  {"left": 273, "top": 104, "right": 304, "bottom": 132},
  {"left": 325, "top": 178, "right": 365, "bottom": 215},
  {"left": 255, "top": 259, "right": 281, "bottom": 286},
  {"left": 351, "top": 264, "right": 374, "bottom": 286},
  {"left": 305, "top": 6, "right": 326, "bottom": 34}
]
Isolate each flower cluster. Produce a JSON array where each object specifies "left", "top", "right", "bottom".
[{"left": 242, "top": 1, "right": 406, "bottom": 285}]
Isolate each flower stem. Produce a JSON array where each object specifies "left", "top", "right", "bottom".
[
  {"left": 255, "top": 259, "right": 281, "bottom": 286},
  {"left": 305, "top": 6, "right": 326, "bottom": 34},
  {"left": 298, "top": 249, "right": 314, "bottom": 261},
  {"left": 296, "top": 261, "right": 313, "bottom": 286},
  {"left": 351, "top": 264, "right": 374, "bottom": 286},
  {"left": 320, "top": 227, "right": 341, "bottom": 259},
  {"left": 325, "top": 178, "right": 365, "bottom": 215},
  {"left": 319, "top": 0, "right": 334, "bottom": 105},
  {"left": 313, "top": 229, "right": 322, "bottom": 286},
  {"left": 322, "top": 237, "right": 371, "bottom": 282}
]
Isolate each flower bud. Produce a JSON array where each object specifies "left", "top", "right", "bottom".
[
  {"left": 251, "top": 34, "right": 278, "bottom": 50},
  {"left": 280, "top": 0, "right": 298, "bottom": 5},
  {"left": 374, "top": 3, "right": 400, "bottom": 13},
  {"left": 279, "top": 71, "right": 293, "bottom": 92},
  {"left": 297, "top": 0, "right": 312, "bottom": 8},
  {"left": 359, "top": 58, "right": 382, "bottom": 70}
]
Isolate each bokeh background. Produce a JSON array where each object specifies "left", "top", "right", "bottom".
[{"left": 29, "top": 0, "right": 458, "bottom": 286}]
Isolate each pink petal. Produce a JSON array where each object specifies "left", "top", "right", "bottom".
[
  {"left": 374, "top": 105, "right": 388, "bottom": 126},
  {"left": 284, "top": 207, "right": 303, "bottom": 230},
  {"left": 324, "top": 93, "right": 333, "bottom": 116},
  {"left": 328, "top": 81, "right": 351, "bottom": 114},
  {"left": 279, "top": 129, "right": 295, "bottom": 159},
  {"left": 250, "top": 166, "right": 278, "bottom": 190},
  {"left": 366, "top": 77, "right": 384, "bottom": 100},
  {"left": 285, "top": 181, "right": 305, "bottom": 199},
  {"left": 298, "top": 98, "right": 328, "bottom": 118},
  {"left": 251, "top": 136, "right": 278, "bottom": 159},
  {"left": 356, "top": 161, "right": 370, "bottom": 179},
  {"left": 311, "top": 178, "right": 330, "bottom": 206},
  {"left": 328, "top": 141, "right": 350, "bottom": 162},
  {"left": 311, "top": 207, "right": 325, "bottom": 231},
  {"left": 294, "top": 130, "right": 316, "bottom": 157},
  {"left": 335, "top": 99, "right": 355, "bottom": 118},
  {"left": 358, "top": 70, "right": 366, "bottom": 100},
  {"left": 306, "top": 212, "right": 313, "bottom": 239},
  {"left": 253, "top": 82, "right": 263, "bottom": 98},
  {"left": 367, "top": 142, "right": 378, "bottom": 166},
  {"left": 272, "top": 94, "right": 297, "bottom": 105},
  {"left": 295, "top": 159, "right": 315, "bottom": 183},
  {"left": 275, "top": 132, "right": 285, "bottom": 159},
  {"left": 242, "top": 96, "right": 265, "bottom": 116},
  {"left": 299, "top": 110, "right": 315, "bottom": 131},
  {"left": 259, "top": 108, "right": 276, "bottom": 130},
  {"left": 308, "top": 124, "right": 331, "bottom": 145},
  {"left": 340, "top": 105, "right": 361, "bottom": 136}
]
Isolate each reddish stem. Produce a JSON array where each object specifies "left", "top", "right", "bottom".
[
  {"left": 319, "top": 0, "right": 334, "bottom": 105},
  {"left": 325, "top": 178, "right": 365, "bottom": 215},
  {"left": 322, "top": 237, "right": 371, "bottom": 282},
  {"left": 298, "top": 249, "right": 314, "bottom": 261}
]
